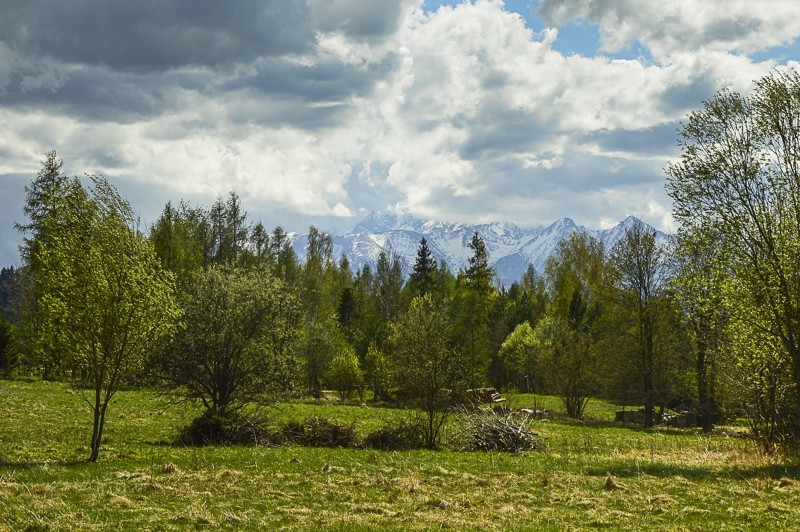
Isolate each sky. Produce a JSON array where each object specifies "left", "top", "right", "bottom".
[{"left": 1, "top": 0, "right": 799, "bottom": 266}]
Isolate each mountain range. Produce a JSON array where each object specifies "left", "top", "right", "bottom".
[{"left": 290, "top": 213, "right": 671, "bottom": 287}]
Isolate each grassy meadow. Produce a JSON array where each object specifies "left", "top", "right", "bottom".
[{"left": 1, "top": 379, "right": 799, "bottom": 530}]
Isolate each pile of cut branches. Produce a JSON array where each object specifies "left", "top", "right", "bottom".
[{"left": 458, "top": 406, "right": 546, "bottom": 453}]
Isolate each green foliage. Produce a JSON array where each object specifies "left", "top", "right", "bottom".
[
  {"left": 364, "top": 340, "right": 391, "bottom": 401},
  {"left": 325, "top": 346, "right": 364, "bottom": 401},
  {"left": 533, "top": 316, "right": 598, "bottom": 418},
  {"left": 35, "top": 174, "right": 180, "bottom": 461},
  {"left": 465, "top": 232, "right": 493, "bottom": 295},
  {"left": 300, "top": 317, "right": 347, "bottom": 395},
  {"left": 670, "top": 233, "right": 726, "bottom": 432},
  {"left": 539, "top": 232, "right": 605, "bottom": 417},
  {"left": 149, "top": 200, "right": 207, "bottom": 279},
  {"left": 390, "top": 294, "right": 465, "bottom": 448},
  {"left": 15, "top": 150, "right": 69, "bottom": 268},
  {"left": 158, "top": 266, "right": 301, "bottom": 415},
  {"left": 451, "top": 233, "right": 495, "bottom": 389},
  {"left": 606, "top": 220, "right": 670, "bottom": 428},
  {"left": 374, "top": 250, "right": 404, "bottom": 323},
  {"left": 0, "top": 316, "right": 16, "bottom": 376},
  {"left": 498, "top": 321, "right": 538, "bottom": 392},
  {"left": 666, "top": 69, "right": 800, "bottom": 450},
  {"left": 487, "top": 266, "right": 548, "bottom": 390},
  {"left": 408, "top": 237, "right": 437, "bottom": 297},
  {"left": 0, "top": 266, "right": 20, "bottom": 323}
]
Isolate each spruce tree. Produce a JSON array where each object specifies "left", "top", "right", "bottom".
[{"left": 409, "top": 238, "right": 437, "bottom": 297}]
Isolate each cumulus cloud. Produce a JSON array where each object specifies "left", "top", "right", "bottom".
[
  {"left": 0, "top": 0, "right": 315, "bottom": 71},
  {"left": 0, "top": 0, "right": 796, "bottom": 267},
  {"left": 538, "top": 0, "right": 800, "bottom": 61}
]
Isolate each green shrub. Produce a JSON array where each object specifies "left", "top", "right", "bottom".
[
  {"left": 281, "top": 416, "right": 359, "bottom": 448},
  {"left": 176, "top": 411, "right": 269, "bottom": 447},
  {"left": 363, "top": 419, "right": 428, "bottom": 450}
]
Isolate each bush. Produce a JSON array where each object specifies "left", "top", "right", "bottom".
[
  {"left": 281, "top": 416, "right": 359, "bottom": 448},
  {"left": 458, "top": 407, "right": 546, "bottom": 453},
  {"left": 175, "top": 411, "right": 269, "bottom": 447},
  {"left": 363, "top": 419, "right": 428, "bottom": 450},
  {"left": 325, "top": 348, "right": 364, "bottom": 401}
]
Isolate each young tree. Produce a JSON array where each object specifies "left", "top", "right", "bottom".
[
  {"left": 608, "top": 221, "right": 669, "bottom": 428},
  {"left": 390, "top": 294, "right": 464, "bottom": 449},
  {"left": 326, "top": 347, "right": 364, "bottom": 401},
  {"left": 37, "top": 175, "right": 179, "bottom": 462},
  {"left": 533, "top": 315, "right": 598, "bottom": 418},
  {"left": 539, "top": 232, "right": 605, "bottom": 417},
  {"left": 158, "top": 267, "right": 301, "bottom": 416},
  {"left": 452, "top": 233, "right": 495, "bottom": 389},
  {"left": 498, "top": 321, "right": 539, "bottom": 392},
  {"left": 665, "top": 69, "right": 800, "bottom": 450},
  {"left": 364, "top": 340, "right": 391, "bottom": 401}
]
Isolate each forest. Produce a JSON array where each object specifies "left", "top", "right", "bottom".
[{"left": 2, "top": 70, "right": 800, "bottom": 469}]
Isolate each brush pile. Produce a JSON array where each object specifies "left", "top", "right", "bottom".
[{"left": 458, "top": 406, "right": 546, "bottom": 453}]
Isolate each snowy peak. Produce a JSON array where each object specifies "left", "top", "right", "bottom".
[{"left": 292, "top": 213, "right": 670, "bottom": 286}]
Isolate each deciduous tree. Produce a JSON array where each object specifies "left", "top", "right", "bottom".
[
  {"left": 390, "top": 294, "right": 464, "bottom": 448},
  {"left": 37, "top": 175, "right": 179, "bottom": 462},
  {"left": 158, "top": 266, "right": 301, "bottom": 416},
  {"left": 665, "top": 69, "right": 800, "bottom": 450}
]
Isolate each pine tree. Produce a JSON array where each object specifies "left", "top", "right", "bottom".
[
  {"left": 16, "top": 151, "right": 69, "bottom": 265},
  {"left": 409, "top": 238, "right": 437, "bottom": 297},
  {"left": 465, "top": 232, "right": 492, "bottom": 294}
]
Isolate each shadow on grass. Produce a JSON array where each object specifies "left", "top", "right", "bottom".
[
  {"left": 0, "top": 457, "right": 91, "bottom": 469},
  {"left": 585, "top": 461, "right": 800, "bottom": 482},
  {"left": 547, "top": 417, "right": 748, "bottom": 439}
]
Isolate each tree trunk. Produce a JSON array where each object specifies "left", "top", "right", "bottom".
[
  {"left": 642, "top": 317, "right": 655, "bottom": 428},
  {"left": 88, "top": 403, "right": 106, "bottom": 463},
  {"left": 696, "top": 337, "right": 714, "bottom": 433}
]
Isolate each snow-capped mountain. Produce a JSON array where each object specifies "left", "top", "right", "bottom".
[{"left": 291, "top": 213, "right": 671, "bottom": 287}]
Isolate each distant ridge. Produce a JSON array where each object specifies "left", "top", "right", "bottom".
[{"left": 290, "top": 213, "right": 670, "bottom": 287}]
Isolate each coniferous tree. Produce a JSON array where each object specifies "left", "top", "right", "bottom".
[
  {"left": 408, "top": 238, "right": 437, "bottom": 297},
  {"left": 15, "top": 151, "right": 71, "bottom": 375},
  {"left": 453, "top": 233, "right": 494, "bottom": 389},
  {"left": 16, "top": 151, "right": 69, "bottom": 266}
]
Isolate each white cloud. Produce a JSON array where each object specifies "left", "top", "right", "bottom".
[
  {"left": 539, "top": 0, "right": 800, "bottom": 61},
  {"left": 1, "top": 0, "right": 797, "bottom": 269}
]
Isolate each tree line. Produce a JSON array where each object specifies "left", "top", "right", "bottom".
[{"left": 2, "top": 69, "right": 799, "bottom": 459}]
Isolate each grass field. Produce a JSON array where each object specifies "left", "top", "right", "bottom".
[{"left": 1, "top": 379, "right": 799, "bottom": 530}]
